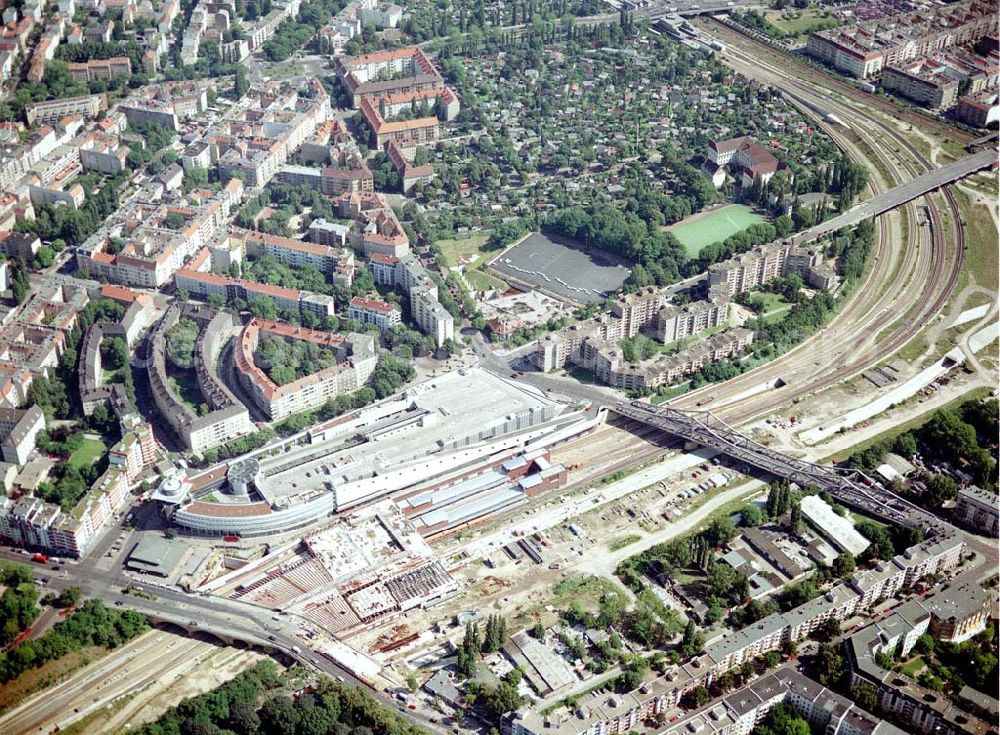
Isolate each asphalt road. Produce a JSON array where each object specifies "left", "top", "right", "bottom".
[
  {"left": 793, "top": 149, "right": 997, "bottom": 245},
  {"left": 0, "top": 545, "right": 448, "bottom": 734}
]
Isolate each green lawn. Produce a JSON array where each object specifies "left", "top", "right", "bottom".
[
  {"left": 551, "top": 574, "right": 622, "bottom": 614},
  {"left": 767, "top": 11, "right": 839, "bottom": 37},
  {"left": 168, "top": 370, "right": 208, "bottom": 415},
  {"left": 651, "top": 381, "right": 693, "bottom": 404},
  {"left": 68, "top": 438, "right": 107, "bottom": 471},
  {"left": 465, "top": 269, "right": 508, "bottom": 292},
  {"left": 750, "top": 292, "right": 793, "bottom": 324},
  {"left": 900, "top": 656, "right": 926, "bottom": 677},
  {"left": 100, "top": 368, "right": 124, "bottom": 387},
  {"left": 954, "top": 188, "right": 999, "bottom": 292},
  {"left": 667, "top": 205, "right": 766, "bottom": 259},
  {"left": 435, "top": 232, "right": 493, "bottom": 268},
  {"left": 262, "top": 62, "right": 305, "bottom": 79},
  {"left": 609, "top": 534, "right": 642, "bottom": 551}
]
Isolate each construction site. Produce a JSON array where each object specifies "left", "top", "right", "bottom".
[
  {"left": 199, "top": 501, "right": 459, "bottom": 639},
  {"left": 162, "top": 400, "right": 726, "bottom": 664}
]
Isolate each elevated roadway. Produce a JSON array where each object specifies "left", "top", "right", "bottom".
[
  {"left": 580, "top": 0, "right": 752, "bottom": 25},
  {"left": 792, "top": 149, "right": 997, "bottom": 246},
  {"left": 662, "top": 21, "right": 979, "bottom": 421}
]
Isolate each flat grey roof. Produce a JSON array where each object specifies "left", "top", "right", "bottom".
[
  {"left": 490, "top": 232, "right": 631, "bottom": 304},
  {"left": 126, "top": 536, "right": 187, "bottom": 575}
]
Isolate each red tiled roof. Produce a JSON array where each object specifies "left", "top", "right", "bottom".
[{"left": 350, "top": 295, "right": 397, "bottom": 314}]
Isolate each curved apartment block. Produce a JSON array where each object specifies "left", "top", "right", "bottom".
[
  {"left": 147, "top": 304, "right": 256, "bottom": 454},
  {"left": 234, "top": 319, "right": 377, "bottom": 421}
]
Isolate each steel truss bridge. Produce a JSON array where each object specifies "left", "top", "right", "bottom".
[{"left": 616, "top": 402, "right": 947, "bottom": 533}]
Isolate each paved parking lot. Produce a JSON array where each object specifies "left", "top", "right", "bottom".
[{"left": 489, "top": 233, "right": 631, "bottom": 304}]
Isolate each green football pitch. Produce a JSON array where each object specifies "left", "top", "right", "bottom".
[{"left": 667, "top": 204, "right": 766, "bottom": 259}]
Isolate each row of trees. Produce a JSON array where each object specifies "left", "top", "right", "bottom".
[
  {"left": 0, "top": 599, "right": 147, "bottom": 683},
  {"left": 9, "top": 258, "right": 31, "bottom": 305},
  {"left": 403, "top": 0, "right": 605, "bottom": 43},
  {"left": 261, "top": 0, "right": 350, "bottom": 61},
  {"left": 166, "top": 318, "right": 200, "bottom": 370},
  {"left": 682, "top": 222, "right": 778, "bottom": 277},
  {"left": 456, "top": 614, "right": 509, "bottom": 677},
  {"left": 0, "top": 562, "right": 40, "bottom": 647},
  {"left": 134, "top": 662, "right": 425, "bottom": 735},
  {"left": 466, "top": 669, "right": 524, "bottom": 725},
  {"left": 856, "top": 520, "right": 924, "bottom": 563},
  {"left": 18, "top": 171, "right": 128, "bottom": 247},
  {"left": 544, "top": 205, "right": 688, "bottom": 288}
]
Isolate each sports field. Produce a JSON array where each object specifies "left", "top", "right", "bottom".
[{"left": 666, "top": 205, "right": 766, "bottom": 259}]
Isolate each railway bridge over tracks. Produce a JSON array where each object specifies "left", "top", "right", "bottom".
[{"left": 615, "top": 402, "right": 948, "bottom": 533}]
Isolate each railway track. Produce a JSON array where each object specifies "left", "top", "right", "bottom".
[
  {"left": 699, "top": 16, "right": 977, "bottom": 146},
  {"left": 668, "top": 24, "right": 967, "bottom": 426}
]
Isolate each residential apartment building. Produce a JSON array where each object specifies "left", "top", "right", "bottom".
[
  {"left": 368, "top": 253, "right": 400, "bottom": 286},
  {"left": 654, "top": 298, "right": 729, "bottom": 343},
  {"left": 0, "top": 405, "right": 45, "bottom": 465},
  {"left": 308, "top": 218, "right": 350, "bottom": 248},
  {"left": 78, "top": 292, "right": 153, "bottom": 418},
  {"left": 359, "top": 86, "right": 460, "bottom": 149},
  {"left": 0, "top": 231, "right": 41, "bottom": 260},
  {"left": 348, "top": 295, "right": 401, "bottom": 332},
  {"left": 806, "top": 0, "right": 995, "bottom": 79},
  {"left": 536, "top": 287, "right": 735, "bottom": 380},
  {"left": 121, "top": 81, "right": 209, "bottom": 131},
  {"left": 661, "top": 669, "right": 906, "bottom": 735},
  {"left": 147, "top": 305, "right": 257, "bottom": 454},
  {"left": 359, "top": 1, "right": 402, "bottom": 28},
  {"left": 76, "top": 180, "right": 244, "bottom": 288},
  {"left": 241, "top": 229, "right": 355, "bottom": 287},
  {"left": 25, "top": 144, "right": 86, "bottom": 210},
  {"left": 704, "top": 534, "right": 966, "bottom": 675},
  {"left": 176, "top": 246, "right": 337, "bottom": 318},
  {"left": 335, "top": 46, "right": 445, "bottom": 108},
  {"left": 882, "top": 50, "right": 998, "bottom": 110},
  {"left": 708, "top": 240, "right": 794, "bottom": 297},
  {"left": 333, "top": 190, "right": 411, "bottom": 258},
  {"left": 956, "top": 90, "right": 1000, "bottom": 127},
  {"left": 386, "top": 140, "right": 433, "bottom": 193},
  {"left": 0, "top": 413, "right": 155, "bottom": 557},
  {"left": 68, "top": 56, "right": 131, "bottom": 82},
  {"left": 921, "top": 582, "right": 993, "bottom": 644},
  {"left": 505, "top": 535, "right": 968, "bottom": 735},
  {"left": 235, "top": 319, "right": 377, "bottom": 421},
  {"left": 76, "top": 131, "right": 130, "bottom": 175},
  {"left": 394, "top": 254, "right": 454, "bottom": 347},
  {"left": 846, "top": 590, "right": 994, "bottom": 734},
  {"left": 212, "top": 77, "right": 330, "bottom": 188},
  {"left": 0, "top": 281, "right": 90, "bottom": 407},
  {"left": 0, "top": 466, "right": 130, "bottom": 557},
  {"left": 952, "top": 485, "right": 998, "bottom": 536},
  {"left": 583, "top": 328, "right": 755, "bottom": 391},
  {"left": 25, "top": 93, "right": 107, "bottom": 126}
]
